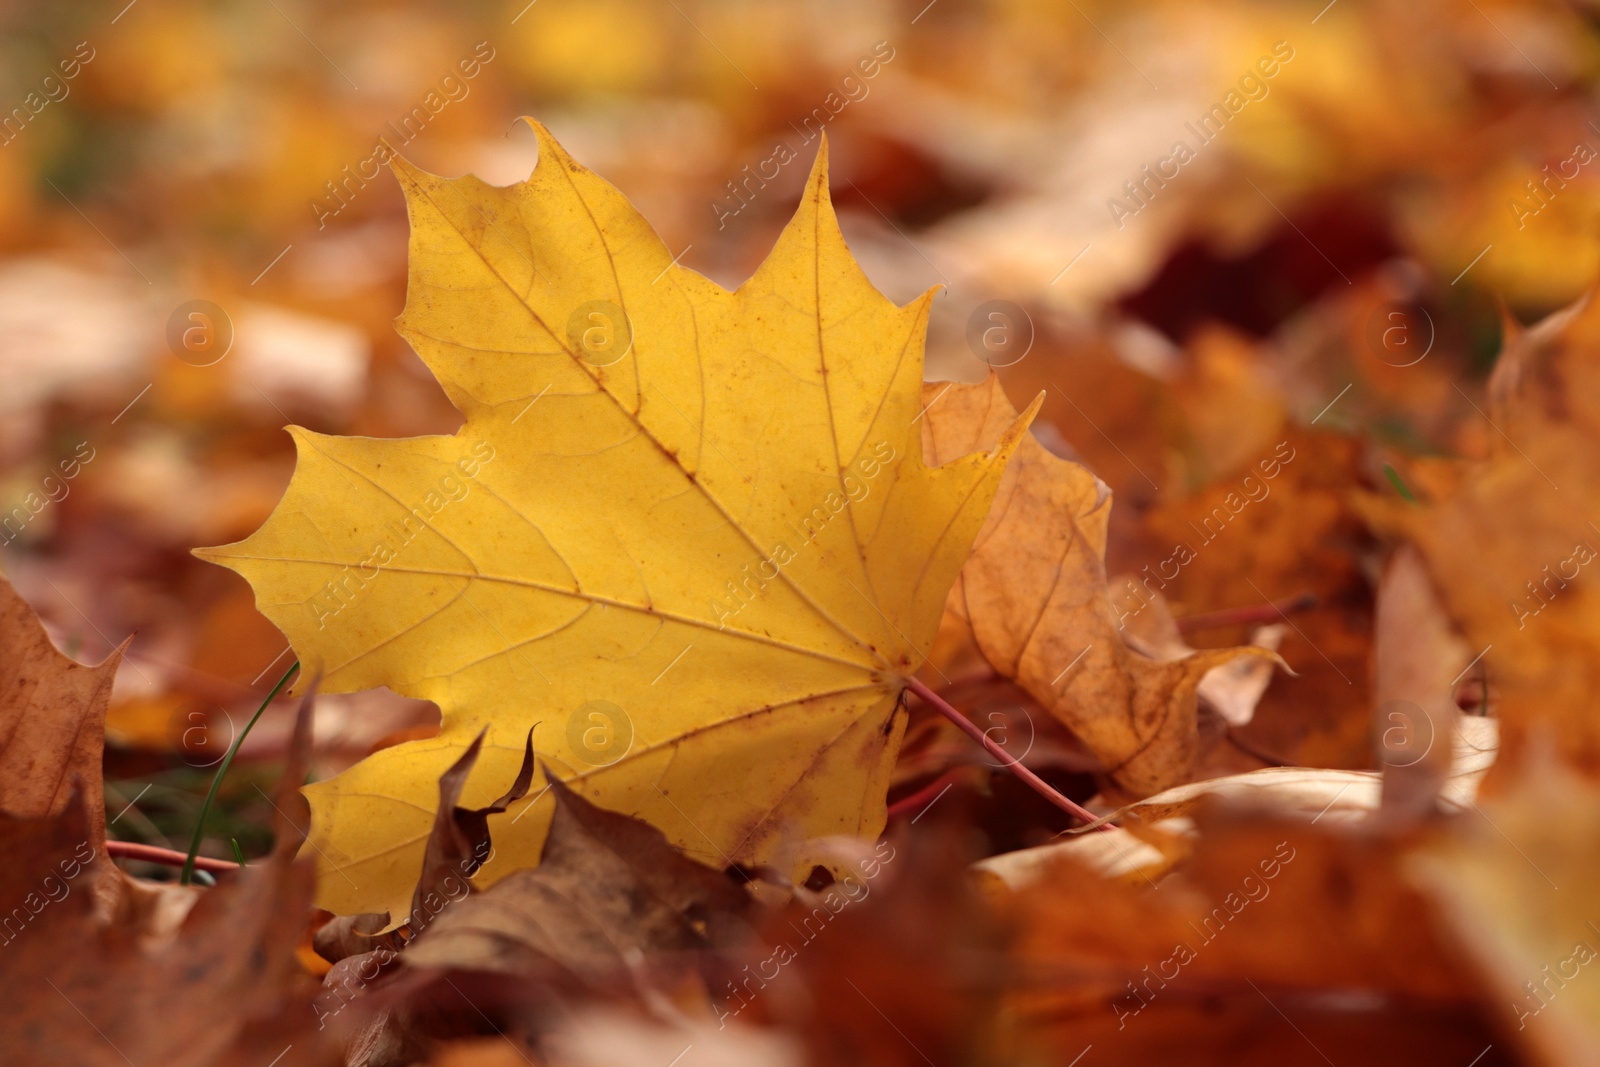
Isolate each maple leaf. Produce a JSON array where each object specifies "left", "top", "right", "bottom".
[
  {"left": 196, "top": 123, "right": 1032, "bottom": 919},
  {"left": 313, "top": 740, "right": 749, "bottom": 1063},
  {"left": 919, "top": 377, "right": 1279, "bottom": 795}
]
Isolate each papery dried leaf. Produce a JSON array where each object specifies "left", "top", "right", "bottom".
[{"left": 920, "top": 376, "right": 1279, "bottom": 795}]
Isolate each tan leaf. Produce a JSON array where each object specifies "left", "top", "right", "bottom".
[
  {"left": 0, "top": 571, "right": 123, "bottom": 859},
  {"left": 919, "top": 376, "right": 1280, "bottom": 795},
  {"left": 1115, "top": 579, "right": 1285, "bottom": 727},
  {"left": 1372, "top": 545, "right": 1468, "bottom": 814}
]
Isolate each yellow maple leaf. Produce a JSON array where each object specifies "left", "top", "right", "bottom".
[{"left": 197, "top": 122, "right": 1032, "bottom": 919}]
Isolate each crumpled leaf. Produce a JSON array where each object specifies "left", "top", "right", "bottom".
[
  {"left": 409, "top": 728, "right": 536, "bottom": 925},
  {"left": 1360, "top": 292, "right": 1600, "bottom": 786},
  {"left": 1115, "top": 580, "right": 1284, "bottom": 728},
  {"left": 404, "top": 774, "right": 750, "bottom": 981},
  {"left": 196, "top": 124, "right": 1032, "bottom": 919},
  {"left": 918, "top": 376, "right": 1280, "bottom": 795},
  {"left": 314, "top": 726, "right": 536, "bottom": 952},
  {"left": 979, "top": 715, "right": 1500, "bottom": 892}
]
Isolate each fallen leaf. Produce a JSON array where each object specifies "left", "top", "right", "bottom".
[
  {"left": 1115, "top": 579, "right": 1284, "bottom": 728},
  {"left": 314, "top": 744, "right": 753, "bottom": 1064},
  {"left": 196, "top": 125, "right": 1031, "bottom": 919},
  {"left": 1005, "top": 810, "right": 1482, "bottom": 1029},
  {"left": 1372, "top": 545, "right": 1467, "bottom": 815},
  {"left": 729, "top": 817, "right": 1009, "bottom": 1067},
  {"left": 404, "top": 774, "right": 750, "bottom": 982},
  {"left": 919, "top": 375, "right": 1278, "bottom": 796},
  {"left": 1138, "top": 429, "right": 1376, "bottom": 772},
  {"left": 1361, "top": 293, "right": 1600, "bottom": 785},
  {"left": 1410, "top": 754, "right": 1600, "bottom": 1067},
  {"left": 0, "top": 695, "right": 333, "bottom": 1066},
  {"left": 979, "top": 712, "right": 1501, "bottom": 893},
  {"left": 0, "top": 570, "right": 123, "bottom": 847}
]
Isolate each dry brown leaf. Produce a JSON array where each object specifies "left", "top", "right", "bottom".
[
  {"left": 1137, "top": 429, "right": 1375, "bottom": 772},
  {"left": 1004, "top": 810, "right": 1482, "bottom": 1027},
  {"left": 0, "top": 696, "right": 331, "bottom": 1067},
  {"left": 1115, "top": 579, "right": 1285, "bottom": 727},
  {"left": 0, "top": 571, "right": 123, "bottom": 870},
  {"left": 403, "top": 775, "right": 750, "bottom": 983},
  {"left": 919, "top": 375, "right": 1279, "bottom": 796}
]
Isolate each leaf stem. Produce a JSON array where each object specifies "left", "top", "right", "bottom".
[
  {"left": 885, "top": 768, "right": 969, "bottom": 821},
  {"left": 108, "top": 839, "right": 238, "bottom": 874},
  {"left": 180, "top": 661, "right": 300, "bottom": 885},
  {"left": 904, "top": 676, "right": 1105, "bottom": 829}
]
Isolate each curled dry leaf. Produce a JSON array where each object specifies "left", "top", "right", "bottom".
[
  {"left": 315, "top": 737, "right": 751, "bottom": 1064},
  {"left": 196, "top": 125, "right": 1032, "bottom": 920},
  {"left": 1115, "top": 578, "right": 1285, "bottom": 728},
  {"left": 978, "top": 715, "right": 1500, "bottom": 892},
  {"left": 313, "top": 726, "right": 535, "bottom": 953},
  {"left": 404, "top": 774, "right": 750, "bottom": 982},
  {"left": 918, "top": 376, "right": 1282, "bottom": 796}
]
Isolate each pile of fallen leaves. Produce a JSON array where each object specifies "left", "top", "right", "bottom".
[{"left": 6, "top": 125, "right": 1600, "bottom": 1067}]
